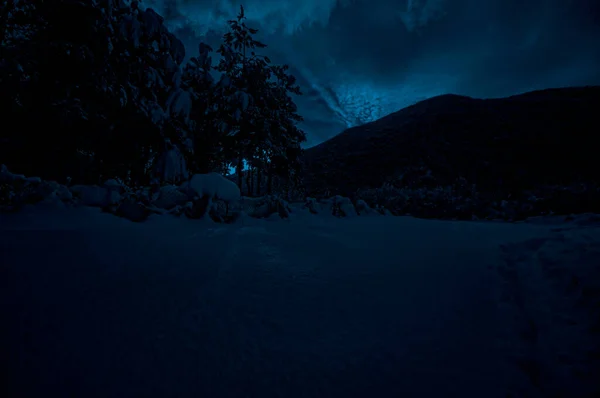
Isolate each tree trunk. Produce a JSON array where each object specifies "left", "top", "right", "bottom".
[
  {"left": 284, "top": 178, "right": 291, "bottom": 202},
  {"left": 267, "top": 169, "right": 273, "bottom": 195},
  {"left": 249, "top": 168, "right": 255, "bottom": 197},
  {"left": 236, "top": 154, "right": 243, "bottom": 190},
  {"left": 245, "top": 168, "right": 252, "bottom": 196},
  {"left": 256, "top": 167, "right": 262, "bottom": 196}
]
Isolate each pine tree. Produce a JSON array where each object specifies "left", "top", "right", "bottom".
[
  {"left": 215, "top": 5, "right": 269, "bottom": 188},
  {"left": 213, "top": 5, "right": 306, "bottom": 193}
]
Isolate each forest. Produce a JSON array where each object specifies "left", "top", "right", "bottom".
[{"left": 0, "top": 0, "right": 305, "bottom": 196}]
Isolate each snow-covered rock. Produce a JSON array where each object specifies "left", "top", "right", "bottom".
[{"left": 152, "top": 185, "right": 189, "bottom": 209}]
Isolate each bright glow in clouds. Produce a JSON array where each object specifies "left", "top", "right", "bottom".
[
  {"left": 146, "top": 0, "right": 600, "bottom": 147},
  {"left": 310, "top": 75, "right": 458, "bottom": 128}
]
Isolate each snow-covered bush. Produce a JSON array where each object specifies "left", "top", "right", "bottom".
[
  {"left": 356, "top": 178, "right": 485, "bottom": 219},
  {"left": 355, "top": 199, "right": 379, "bottom": 216},
  {"left": 241, "top": 195, "right": 292, "bottom": 219},
  {"left": 325, "top": 195, "right": 358, "bottom": 217},
  {"left": 0, "top": 165, "right": 75, "bottom": 211},
  {"left": 0, "top": 183, "right": 20, "bottom": 211},
  {"left": 152, "top": 184, "right": 189, "bottom": 209},
  {"left": 304, "top": 197, "right": 320, "bottom": 214},
  {"left": 298, "top": 196, "right": 358, "bottom": 217},
  {"left": 355, "top": 176, "right": 600, "bottom": 221}
]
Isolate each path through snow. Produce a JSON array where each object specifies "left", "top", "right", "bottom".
[{"left": 1, "top": 207, "right": 599, "bottom": 397}]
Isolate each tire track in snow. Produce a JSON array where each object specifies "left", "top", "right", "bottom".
[{"left": 497, "top": 228, "right": 600, "bottom": 398}]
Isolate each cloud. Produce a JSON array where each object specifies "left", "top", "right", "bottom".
[
  {"left": 145, "top": 0, "right": 600, "bottom": 147},
  {"left": 399, "top": 0, "right": 447, "bottom": 32},
  {"left": 145, "top": 0, "right": 348, "bottom": 35}
]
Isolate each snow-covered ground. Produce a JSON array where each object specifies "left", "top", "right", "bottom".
[{"left": 1, "top": 206, "right": 599, "bottom": 398}]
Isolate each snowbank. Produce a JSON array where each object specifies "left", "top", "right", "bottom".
[
  {"left": 1, "top": 165, "right": 394, "bottom": 223},
  {"left": 188, "top": 172, "right": 240, "bottom": 204}
]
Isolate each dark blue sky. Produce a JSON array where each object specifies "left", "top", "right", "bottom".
[{"left": 145, "top": 0, "right": 600, "bottom": 147}]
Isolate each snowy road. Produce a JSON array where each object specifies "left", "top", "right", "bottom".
[{"left": 1, "top": 207, "right": 599, "bottom": 397}]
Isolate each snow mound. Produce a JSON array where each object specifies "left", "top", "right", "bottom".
[{"left": 188, "top": 173, "right": 240, "bottom": 204}]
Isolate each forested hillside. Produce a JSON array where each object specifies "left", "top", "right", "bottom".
[{"left": 303, "top": 87, "right": 600, "bottom": 219}]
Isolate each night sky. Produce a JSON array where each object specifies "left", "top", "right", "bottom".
[{"left": 145, "top": 0, "right": 600, "bottom": 147}]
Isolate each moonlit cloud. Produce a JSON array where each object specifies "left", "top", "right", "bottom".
[
  {"left": 144, "top": 0, "right": 600, "bottom": 147},
  {"left": 145, "top": 0, "right": 347, "bottom": 34}
]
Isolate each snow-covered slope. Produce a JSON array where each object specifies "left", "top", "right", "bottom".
[{"left": 1, "top": 208, "right": 599, "bottom": 397}]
